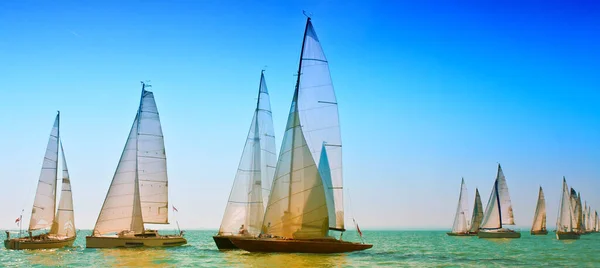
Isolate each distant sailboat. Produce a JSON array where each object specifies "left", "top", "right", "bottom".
[
  {"left": 213, "top": 71, "right": 277, "bottom": 250},
  {"left": 230, "top": 15, "right": 373, "bottom": 253},
  {"left": 531, "top": 186, "right": 547, "bottom": 235},
  {"left": 570, "top": 188, "right": 583, "bottom": 234},
  {"left": 595, "top": 211, "right": 599, "bottom": 233},
  {"left": 556, "top": 177, "right": 580, "bottom": 240},
  {"left": 86, "top": 82, "right": 186, "bottom": 248},
  {"left": 468, "top": 188, "right": 483, "bottom": 235},
  {"left": 447, "top": 178, "right": 471, "bottom": 236},
  {"left": 478, "top": 164, "right": 521, "bottom": 238},
  {"left": 4, "top": 112, "right": 77, "bottom": 250}
]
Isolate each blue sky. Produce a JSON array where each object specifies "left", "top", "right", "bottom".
[{"left": 0, "top": 1, "right": 598, "bottom": 230}]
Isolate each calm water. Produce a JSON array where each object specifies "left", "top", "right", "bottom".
[{"left": 1, "top": 230, "right": 599, "bottom": 267}]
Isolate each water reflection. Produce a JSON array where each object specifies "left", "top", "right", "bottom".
[
  {"left": 101, "top": 248, "right": 171, "bottom": 267},
  {"left": 223, "top": 250, "right": 349, "bottom": 267}
]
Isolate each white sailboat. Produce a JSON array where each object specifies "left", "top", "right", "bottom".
[
  {"left": 556, "top": 177, "right": 580, "bottom": 240},
  {"left": 86, "top": 82, "right": 186, "bottom": 248},
  {"left": 467, "top": 188, "right": 483, "bottom": 235},
  {"left": 229, "top": 15, "right": 372, "bottom": 253},
  {"left": 595, "top": 211, "right": 599, "bottom": 232},
  {"left": 531, "top": 186, "right": 547, "bottom": 235},
  {"left": 447, "top": 178, "right": 471, "bottom": 236},
  {"left": 4, "top": 112, "right": 77, "bottom": 250},
  {"left": 478, "top": 164, "right": 521, "bottom": 238},
  {"left": 213, "top": 71, "right": 277, "bottom": 250}
]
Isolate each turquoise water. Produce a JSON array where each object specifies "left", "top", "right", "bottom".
[{"left": 2, "top": 230, "right": 600, "bottom": 267}]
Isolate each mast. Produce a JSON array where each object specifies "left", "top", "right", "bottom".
[
  {"left": 131, "top": 82, "right": 144, "bottom": 233},
  {"left": 53, "top": 111, "right": 60, "bottom": 225},
  {"left": 495, "top": 178, "right": 502, "bottom": 228}
]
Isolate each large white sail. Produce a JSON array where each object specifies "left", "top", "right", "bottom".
[
  {"left": 468, "top": 188, "right": 483, "bottom": 233},
  {"left": 137, "top": 89, "right": 169, "bottom": 224},
  {"left": 50, "top": 142, "right": 76, "bottom": 237},
  {"left": 29, "top": 113, "right": 60, "bottom": 231},
  {"left": 496, "top": 164, "right": 514, "bottom": 225},
  {"left": 480, "top": 179, "right": 501, "bottom": 229},
  {"left": 93, "top": 85, "right": 165, "bottom": 235},
  {"left": 451, "top": 178, "right": 470, "bottom": 233},
  {"left": 531, "top": 186, "right": 546, "bottom": 232},
  {"left": 219, "top": 72, "right": 276, "bottom": 236},
  {"left": 557, "top": 178, "right": 575, "bottom": 232},
  {"left": 262, "top": 91, "right": 329, "bottom": 239},
  {"left": 296, "top": 18, "right": 344, "bottom": 230}
]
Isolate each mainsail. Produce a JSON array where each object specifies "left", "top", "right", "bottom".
[
  {"left": 450, "top": 178, "right": 470, "bottom": 234},
  {"left": 262, "top": 17, "right": 344, "bottom": 239},
  {"left": 468, "top": 188, "right": 483, "bottom": 233},
  {"left": 557, "top": 178, "right": 575, "bottom": 232},
  {"left": 93, "top": 83, "right": 168, "bottom": 235},
  {"left": 49, "top": 142, "right": 76, "bottom": 237},
  {"left": 531, "top": 186, "right": 546, "bottom": 232},
  {"left": 480, "top": 164, "right": 515, "bottom": 229},
  {"left": 29, "top": 113, "right": 60, "bottom": 231},
  {"left": 496, "top": 164, "right": 514, "bottom": 225},
  {"left": 219, "top": 71, "right": 277, "bottom": 236}
]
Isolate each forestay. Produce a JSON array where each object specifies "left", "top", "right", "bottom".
[
  {"left": 29, "top": 113, "right": 60, "bottom": 231},
  {"left": 219, "top": 72, "right": 276, "bottom": 236}
]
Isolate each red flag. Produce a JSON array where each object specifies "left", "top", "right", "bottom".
[
  {"left": 356, "top": 224, "right": 363, "bottom": 237},
  {"left": 15, "top": 217, "right": 20, "bottom": 225},
  {"left": 172, "top": 206, "right": 178, "bottom": 212}
]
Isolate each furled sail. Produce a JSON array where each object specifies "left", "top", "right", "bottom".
[
  {"left": 480, "top": 179, "right": 501, "bottom": 229},
  {"left": 29, "top": 113, "right": 60, "bottom": 231},
  {"left": 296, "top": 18, "right": 344, "bottom": 230},
  {"left": 93, "top": 84, "right": 165, "bottom": 235},
  {"left": 219, "top": 72, "right": 276, "bottom": 236},
  {"left": 50, "top": 142, "right": 76, "bottom": 237},
  {"left": 450, "top": 178, "right": 470, "bottom": 233},
  {"left": 262, "top": 90, "right": 329, "bottom": 239},
  {"left": 468, "top": 188, "right": 483, "bottom": 233},
  {"left": 531, "top": 186, "right": 546, "bottom": 232},
  {"left": 496, "top": 164, "right": 514, "bottom": 225},
  {"left": 557, "top": 178, "right": 575, "bottom": 232}
]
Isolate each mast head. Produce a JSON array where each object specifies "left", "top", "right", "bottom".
[
  {"left": 302, "top": 10, "right": 312, "bottom": 20},
  {"left": 141, "top": 80, "right": 152, "bottom": 91}
]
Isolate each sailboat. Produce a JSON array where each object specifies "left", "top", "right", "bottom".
[
  {"left": 4, "top": 112, "right": 77, "bottom": 250},
  {"left": 447, "top": 178, "right": 471, "bottom": 236},
  {"left": 595, "top": 211, "right": 599, "bottom": 233},
  {"left": 467, "top": 188, "right": 484, "bottom": 235},
  {"left": 556, "top": 177, "right": 580, "bottom": 240},
  {"left": 86, "top": 82, "right": 187, "bottom": 248},
  {"left": 478, "top": 164, "right": 521, "bottom": 238},
  {"left": 213, "top": 71, "right": 277, "bottom": 250},
  {"left": 530, "top": 186, "right": 547, "bottom": 235},
  {"left": 229, "top": 15, "right": 373, "bottom": 253},
  {"left": 570, "top": 188, "right": 583, "bottom": 234}
]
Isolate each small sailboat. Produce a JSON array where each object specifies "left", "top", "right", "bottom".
[
  {"left": 4, "top": 112, "right": 77, "bottom": 250},
  {"left": 447, "top": 178, "right": 471, "bottom": 236},
  {"left": 530, "top": 186, "right": 547, "bottom": 235},
  {"left": 595, "top": 211, "right": 599, "bottom": 233},
  {"left": 86, "top": 82, "right": 186, "bottom": 248},
  {"left": 570, "top": 188, "right": 583, "bottom": 234},
  {"left": 213, "top": 71, "right": 277, "bottom": 250},
  {"left": 467, "top": 188, "right": 484, "bottom": 235},
  {"left": 230, "top": 15, "right": 373, "bottom": 253},
  {"left": 556, "top": 177, "right": 580, "bottom": 240},
  {"left": 478, "top": 164, "right": 521, "bottom": 238}
]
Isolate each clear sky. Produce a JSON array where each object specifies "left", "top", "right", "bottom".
[{"left": 1, "top": 1, "right": 599, "bottom": 231}]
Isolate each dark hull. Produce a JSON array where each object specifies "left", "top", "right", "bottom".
[
  {"left": 230, "top": 238, "right": 372, "bottom": 253},
  {"left": 212, "top": 235, "right": 238, "bottom": 250},
  {"left": 446, "top": 232, "right": 477, "bottom": 236},
  {"left": 556, "top": 232, "right": 580, "bottom": 240},
  {"left": 530, "top": 230, "right": 548, "bottom": 235},
  {"left": 478, "top": 230, "right": 521, "bottom": 239}
]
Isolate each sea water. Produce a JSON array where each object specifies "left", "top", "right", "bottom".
[{"left": 1, "top": 230, "right": 599, "bottom": 267}]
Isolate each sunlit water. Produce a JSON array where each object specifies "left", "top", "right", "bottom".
[{"left": 2, "top": 230, "right": 599, "bottom": 267}]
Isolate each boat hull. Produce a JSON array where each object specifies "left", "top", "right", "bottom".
[
  {"left": 556, "top": 232, "right": 580, "bottom": 240},
  {"left": 230, "top": 237, "right": 372, "bottom": 253},
  {"left": 446, "top": 232, "right": 477, "bottom": 236},
  {"left": 85, "top": 235, "right": 187, "bottom": 248},
  {"left": 478, "top": 230, "right": 521, "bottom": 239},
  {"left": 212, "top": 235, "right": 239, "bottom": 250},
  {"left": 4, "top": 236, "right": 76, "bottom": 250},
  {"left": 530, "top": 230, "right": 548, "bottom": 235}
]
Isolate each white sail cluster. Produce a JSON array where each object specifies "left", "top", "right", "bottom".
[
  {"left": 28, "top": 112, "right": 76, "bottom": 238},
  {"left": 93, "top": 84, "right": 169, "bottom": 236},
  {"left": 262, "top": 18, "right": 345, "bottom": 239},
  {"left": 219, "top": 72, "right": 277, "bottom": 236}
]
